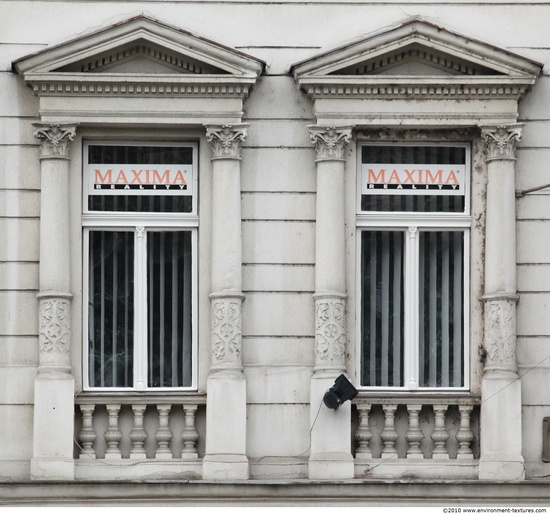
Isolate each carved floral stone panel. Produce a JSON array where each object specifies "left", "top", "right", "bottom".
[
  {"left": 39, "top": 298, "right": 71, "bottom": 354},
  {"left": 211, "top": 296, "right": 243, "bottom": 367},
  {"left": 314, "top": 296, "right": 346, "bottom": 371},
  {"left": 484, "top": 299, "right": 517, "bottom": 373}
]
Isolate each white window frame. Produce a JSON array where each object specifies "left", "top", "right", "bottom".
[
  {"left": 82, "top": 141, "right": 199, "bottom": 391},
  {"left": 356, "top": 142, "right": 471, "bottom": 392}
]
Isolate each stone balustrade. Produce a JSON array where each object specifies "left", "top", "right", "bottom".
[
  {"left": 353, "top": 396, "right": 480, "bottom": 479},
  {"left": 74, "top": 394, "right": 205, "bottom": 480}
]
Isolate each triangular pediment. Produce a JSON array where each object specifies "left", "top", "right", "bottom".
[
  {"left": 291, "top": 19, "right": 542, "bottom": 128},
  {"left": 54, "top": 39, "right": 228, "bottom": 75},
  {"left": 13, "top": 15, "right": 265, "bottom": 98},
  {"left": 14, "top": 15, "right": 264, "bottom": 77},
  {"left": 332, "top": 42, "right": 499, "bottom": 77},
  {"left": 13, "top": 15, "right": 265, "bottom": 125},
  {"left": 291, "top": 18, "right": 541, "bottom": 97}
]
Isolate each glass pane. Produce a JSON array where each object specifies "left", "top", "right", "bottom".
[
  {"left": 147, "top": 231, "right": 193, "bottom": 387},
  {"left": 361, "top": 231, "right": 404, "bottom": 387},
  {"left": 361, "top": 145, "right": 466, "bottom": 213},
  {"left": 419, "top": 231, "right": 464, "bottom": 387},
  {"left": 88, "top": 145, "right": 193, "bottom": 213},
  {"left": 88, "top": 231, "right": 134, "bottom": 387}
]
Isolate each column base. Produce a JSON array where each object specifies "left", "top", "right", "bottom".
[
  {"left": 479, "top": 452, "right": 525, "bottom": 481},
  {"left": 202, "top": 454, "right": 249, "bottom": 480},
  {"left": 308, "top": 452, "right": 355, "bottom": 480},
  {"left": 30, "top": 457, "right": 75, "bottom": 481}
]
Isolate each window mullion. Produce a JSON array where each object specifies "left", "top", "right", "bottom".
[
  {"left": 134, "top": 226, "right": 147, "bottom": 390},
  {"left": 404, "top": 226, "right": 419, "bottom": 390}
]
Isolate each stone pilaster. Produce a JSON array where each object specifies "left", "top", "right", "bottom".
[
  {"left": 479, "top": 124, "right": 525, "bottom": 480},
  {"left": 203, "top": 125, "right": 248, "bottom": 479},
  {"left": 308, "top": 126, "right": 354, "bottom": 479},
  {"left": 31, "top": 123, "right": 77, "bottom": 481}
]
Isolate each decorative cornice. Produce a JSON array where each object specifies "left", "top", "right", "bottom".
[
  {"left": 33, "top": 123, "right": 77, "bottom": 159},
  {"left": 481, "top": 124, "right": 523, "bottom": 162},
  {"left": 206, "top": 124, "right": 248, "bottom": 160},
  {"left": 25, "top": 75, "right": 255, "bottom": 99},
  {"left": 300, "top": 77, "right": 535, "bottom": 101},
  {"left": 309, "top": 126, "right": 352, "bottom": 162}
]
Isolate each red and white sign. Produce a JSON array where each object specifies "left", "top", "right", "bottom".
[
  {"left": 88, "top": 164, "right": 193, "bottom": 196},
  {"left": 362, "top": 164, "right": 465, "bottom": 196}
]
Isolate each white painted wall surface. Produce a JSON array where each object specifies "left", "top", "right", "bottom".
[{"left": 0, "top": 0, "right": 549, "bottom": 484}]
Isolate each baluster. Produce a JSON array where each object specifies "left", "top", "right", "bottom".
[
  {"left": 104, "top": 404, "right": 122, "bottom": 459},
  {"left": 381, "top": 404, "right": 398, "bottom": 458},
  {"left": 78, "top": 404, "right": 97, "bottom": 458},
  {"left": 181, "top": 405, "right": 199, "bottom": 459},
  {"left": 355, "top": 403, "right": 373, "bottom": 460},
  {"left": 129, "top": 404, "right": 147, "bottom": 459},
  {"left": 457, "top": 404, "right": 474, "bottom": 459},
  {"left": 406, "top": 404, "right": 423, "bottom": 459},
  {"left": 432, "top": 404, "right": 450, "bottom": 459},
  {"left": 155, "top": 404, "right": 173, "bottom": 459}
]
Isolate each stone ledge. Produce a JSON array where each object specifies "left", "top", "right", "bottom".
[{"left": 1, "top": 479, "right": 548, "bottom": 506}]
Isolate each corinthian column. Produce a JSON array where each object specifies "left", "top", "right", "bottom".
[
  {"left": 202, "top": 125, "right": 248, "bottom": 479},
  {"left": 308, "top": 126, "right": 354, "bottom": 479},
  {"left": 31, "top": 123, "right": 77, "bottom": 481},
  {"left": 479, "top": 124, "right": 525, "bottom": 480}
]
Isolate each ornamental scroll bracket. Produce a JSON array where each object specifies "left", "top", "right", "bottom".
[
  {"left": 309, "top": 126, "right": 352, "bottom": 162},
  {"left": 205, "top": 124, "right": 248, "bottom": 160},
  {"left": 33, "top": 123, "right": 77, "bottom": 159}
]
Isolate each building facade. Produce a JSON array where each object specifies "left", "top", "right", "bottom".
[{"left": 1, "top": 0, "right": 549, "bottom": 505}]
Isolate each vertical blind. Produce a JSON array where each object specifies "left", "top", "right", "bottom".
[
  {"left": 419, "top": 231, "right": 464, "bottom": 387},
  {"left": 147, "top": 231, "right": 193, "bottom": 388},
  {"left": 361, "top": 231, "right": 404, "bottom": 387},
  {"left": 360, "top": 230, "right": 464, "bottom": 388},
  {"left": 88, "top": 230, "right": 193, "bottom": 388},
  {"left": 88, "top": 231, "right": 134, "bottom": 388}
]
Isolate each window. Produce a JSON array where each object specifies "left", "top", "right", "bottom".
[
  {"left": 82, "top": 142, "right": 198, "bottom": 390},
  {"left": 357, "top": 143, "right": 470, "bottom": 390}
]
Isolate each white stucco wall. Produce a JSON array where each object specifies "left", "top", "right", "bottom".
[{"left": 0, "top": 0, "right": 549, "bottom": 483}]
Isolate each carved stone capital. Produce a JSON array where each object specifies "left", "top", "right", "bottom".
[
  {"left": 483, "top": 298, "right": 518, "bottom": 373},
  {"left": 38, "top": 293, "right": 73, "bottom": 373},
  {"left": 314, "top": 294, "right": 347, "bottom": 372},
  {"left": 210, "top": 293, "right": 244, "bottom": 372},
  {"left": 309, "top": 126, "right": 352, "bottom": 162},
  {"left": 205, "top": 124, "right": 248, "bottom": 160},
  {"left": 481, "top": 124, "right": 523, "bottom": 162},
  {"left": 33, "top": 123, "right": 77, "bottom": 159}
]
